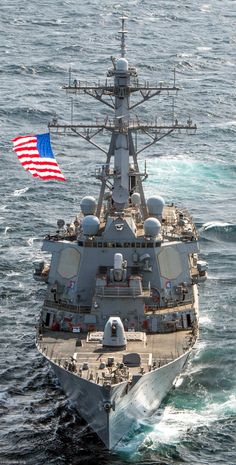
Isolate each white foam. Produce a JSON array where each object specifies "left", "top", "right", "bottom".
[
  {"left": 174, "top": 376, "right": 184, "bottom": 388},
  {"left": 199, "top": 315, "right": 213, "bottom": 327},
  {"left": 225, "top": 120, "right": 236, "bottom": 126},
  {"left": 200, "top": 4, "right": 211, "bottom": 12},
  {"left": 197, "top": 46, "right": 212, "bottom": 52},
  {"left": 12, "top": 187, "right": 29, "bottom": 197},
  {"left": 4, "top": 226, "right": 12, "bottom": 235},
  {"left": 6, "top": 271, "right": 21, "bottom": 277},
  {"left": 124, "top": 395, "right": 236, "bottom": 454},
  {"left": 27, "top": 237, "right": 37, "bottom": 246},
  {"left": 202, "top": 221, "right": 231, "bottom": 230}
]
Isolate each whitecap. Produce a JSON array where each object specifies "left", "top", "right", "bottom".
[
  {"left": 197, "top": 46, "right": 212, "bottom": 52},
  {"left": 225, "top": 120, "right": 236, "bottom": 126},
  {"left": 200, "top": 4, "right": 211, "bottom": 12},
  {"left": 6, "top": 271, "right": 21, "bottom": 277},
  {"left": 202, "top": 221, "right": 231, "bottom": 230},
  {"left": 199, "top": 315, "right": 213, "bottom": 326},
  {"left": 199, "top": 221, "right": 236, "bottom": 243},
  {"left": 4, "top": 226, "right": 12, "bottom": 235},
  {"left": 12, "top": 187, "right": 29, "bottom": 197},
  {"left": 27, "top": 237, "right": 36, "bottom": 246},
  {"left": 225, "top": 61, "right": 236, "bottom": 67}
]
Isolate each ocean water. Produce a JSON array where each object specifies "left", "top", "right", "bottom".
[{"left": 0, "top": 1, "right": 235, "bottom": 464}]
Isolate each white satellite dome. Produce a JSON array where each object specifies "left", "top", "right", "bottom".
[
  {"left": 131, "top": 193, "right": 141, "bottom": 206},
  {"left": 147, "top": 195, "right": 165, "bottom": 217},
  {"left": 80, "top": 196, "right": 97, "bottom": 216},
  {"left": 116, "top": 58, "right": 128, "bottom": 72},
  {"left": 144, "top": 217, "right": 161, "bottom": 238},
  {"left": 82, "top": 215, "right": 100, "bottom": 236}
]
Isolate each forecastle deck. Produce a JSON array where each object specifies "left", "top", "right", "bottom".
[{"left": 37, "top": 328, "right": 196, "bottom": 387}]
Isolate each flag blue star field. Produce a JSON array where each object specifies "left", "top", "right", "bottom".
[{"left": 12, "top": 132, "right": 66, "bottom": 181}]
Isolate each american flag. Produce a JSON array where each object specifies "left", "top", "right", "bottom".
[{"left": 12, "top": 132, "right": 66, "bottom": 181}]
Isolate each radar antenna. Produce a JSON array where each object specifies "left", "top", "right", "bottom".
[
  {"left": 49, "top": 17, "right": 197, "bottom": 220},
  {"left": 119, "top": 15, "right": 128, "bottom": 57}
]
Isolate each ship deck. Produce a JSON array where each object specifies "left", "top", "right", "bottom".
[{"left": 38, "top": 328, "right": 195, "bottom": 385}]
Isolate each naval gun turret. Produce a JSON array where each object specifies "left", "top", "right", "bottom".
[{"left": 102, "top": 316, "right": 127, "bottom": 348}]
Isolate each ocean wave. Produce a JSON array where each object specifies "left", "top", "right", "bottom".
[
  {"left": 199, "top": 221, "right": 236, "bottom": 243},
  {"left": 3, "top": 63, "right": 66, "bottom": 76}
]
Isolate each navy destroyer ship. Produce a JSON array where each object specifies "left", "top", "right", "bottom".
[{"left": 35, "top": 17, "right": 207, "bottom": 449}]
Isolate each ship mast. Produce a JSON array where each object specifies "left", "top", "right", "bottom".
[
  {"left": 49, "top": 16, "right": 196, "bottom": 219},
  {"left": 112, "top": 15, "right": 134, "bottom": 211},
  {"left": 120, "top": 15, "right": 127, "bottom": 58}
]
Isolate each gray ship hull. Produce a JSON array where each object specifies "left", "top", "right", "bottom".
[{"left": 46, "top": 349, "right": 190, "bottom": 449}]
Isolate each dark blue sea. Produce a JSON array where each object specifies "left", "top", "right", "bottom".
[{"left": 0, "top": 1, "right": 235, "bottom": 464}]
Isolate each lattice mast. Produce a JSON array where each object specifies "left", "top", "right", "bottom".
[{"left": 49, "top": 16, "right": 196, "bottom": 219}]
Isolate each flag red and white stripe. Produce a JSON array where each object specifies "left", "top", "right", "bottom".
[{"left": 12, "top": 133, "right": 66, "bottom": 181}]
